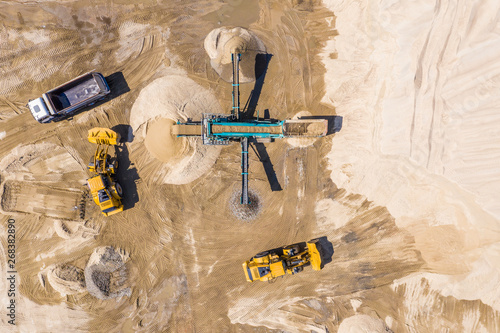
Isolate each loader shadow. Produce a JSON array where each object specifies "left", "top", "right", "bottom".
[
  {"left": 112, "top": 124, "right": 139, "bottom": 210},
  {"left": 313, "top": 236, "right": 335, "bottom": 268}
]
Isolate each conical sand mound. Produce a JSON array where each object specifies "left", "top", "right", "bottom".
[
  {"left": 204, "top": 27, "right": 267, "bottom": 83},
  {"left": 130, "top": 74, "right": 223, "bottom": 185}
]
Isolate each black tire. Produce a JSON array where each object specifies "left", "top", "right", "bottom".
[
  {"left": 115, "top": 183, "right": 123, "bottom": 196},
  {"left": 283, "top": 244, "right": 300, "bottom": 255},
  {"left": 254, "top": 251, "right": 269, "bottom": 258}
]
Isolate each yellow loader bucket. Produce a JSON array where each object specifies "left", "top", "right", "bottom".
[
  {"left": 307, "top": 241, "right": 323, "bottom": 271},
  {"left": 88, "top": 128, "right": 120, "bottom": 145}
]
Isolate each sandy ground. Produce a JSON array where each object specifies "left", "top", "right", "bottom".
[{"left": 0, "top": 0, "right": 499, "bottom": 332}]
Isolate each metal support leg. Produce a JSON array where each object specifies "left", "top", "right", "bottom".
[{"left": 241, "top": 137, "right": 249, "bottom": 205}]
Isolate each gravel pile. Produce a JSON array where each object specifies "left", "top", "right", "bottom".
[
  {"left": 230, "top": 190, "right": 262, "bottom": 221},
  {"left": 84, "top": 246, "right": 131, "bottom": 300}
]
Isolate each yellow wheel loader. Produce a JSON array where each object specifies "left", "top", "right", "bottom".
[
  {"left": 86, "top": 128, "right": 123, "bottom": 216},
  {"left": 242, "top": 239, "right": 323, "bottom": 282}
]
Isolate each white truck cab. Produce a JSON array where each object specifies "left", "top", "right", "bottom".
[{"left": 27, "top": 97, "right": 52, "bottom": 123}]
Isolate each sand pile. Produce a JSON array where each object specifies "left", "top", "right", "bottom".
[
  {"left": 130, "top": 74, "right": 222, "bottom": 184},
  {"left": 321, "top": 0, "right": 500, "bottom": 329},
  {"left": 286, "top": 111, "right": 319, "bottom": 147},
  {"left": 204, "top": 27, "right": 266, "bottom": 83},
  {"left": 144, "top": 118, "right": 189, "bottom": 163},
  {"left": 47, "top": 264, "right": 86, "bottom": 296},
  {"left": 84, "top": 246, "right": 131, "bottom": 300}
]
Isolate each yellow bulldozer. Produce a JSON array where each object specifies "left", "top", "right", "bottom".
[
  {"left": 242, "top": 239, "right": 323, "bottom": 282},
  {"left": 86, "top": 128, "right": 123, "bottom": 216}
]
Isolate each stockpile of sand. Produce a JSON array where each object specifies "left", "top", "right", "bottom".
[
  {"left": 84, "top": 246, "right": 131, "bottom": 300},
  {"left": 322, "top": 0, "right": 500, "bottom": 329},
  {"left": 130, "top": 74, "right": 222, "bottom": 184},
  {"left": 204, "top": 27, "right": 266, "bottom": 83},
  {"left": 144, "top": 118, "right": 190, "bottom": 163},
  {"left": 47, "top": 264, "right": 86, "bottom": 296},
  {"left": 286, "top": 111, "right": 318, "bottom": 147}
]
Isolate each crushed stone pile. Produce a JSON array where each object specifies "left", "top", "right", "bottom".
[
  {"left": 230, "top": 190, "right": 262, "bottom": 221},
  {"left": 84, "top": 246, "right": 131, "bottom": 300}
]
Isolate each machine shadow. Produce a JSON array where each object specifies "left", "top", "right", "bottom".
[
  {"left": 62, "top": 72, "right": 130, "bottom": 121},
  {"left": 314, "top": 236, "right": 334, "bottom": 268},
  {"left": 249, "top": 141, "right": 282, "bottom": 191},
  {"left": 242, "top": 53, "right": 273, "bottom": 120},
  {"left": 105, "top": 72, "right": 131, "bottom": 100},
  {"left": 241, "top": 53, "right": 283, "bottom": 191},
  {"left": 112, "top": 124, "right": 139, "bottom": 210}
]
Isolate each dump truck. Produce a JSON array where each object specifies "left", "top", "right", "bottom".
[
  {"left": 86, "top": 128, "right": 123, "bottom": 216},
  {"left": 243, "top": 239, "right": 323, "bottom": 282},
  {"left": 27, "top": 71, "right": 110, "bottom": 123}
]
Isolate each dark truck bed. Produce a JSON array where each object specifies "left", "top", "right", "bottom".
[{"left": 45, "top": 72, "right": 108, "bottom": 112}]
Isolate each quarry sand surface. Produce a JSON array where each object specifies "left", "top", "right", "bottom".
[{"left": 0, "top": 0, "right": 499, "bottom": 332}]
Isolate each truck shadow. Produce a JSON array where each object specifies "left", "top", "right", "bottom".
[
  {"left": 112, "top": 124, "right": 139, "bottom": 210},
  {"left": 105, "top": 72, "right": 131, "bottom": 100}
]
